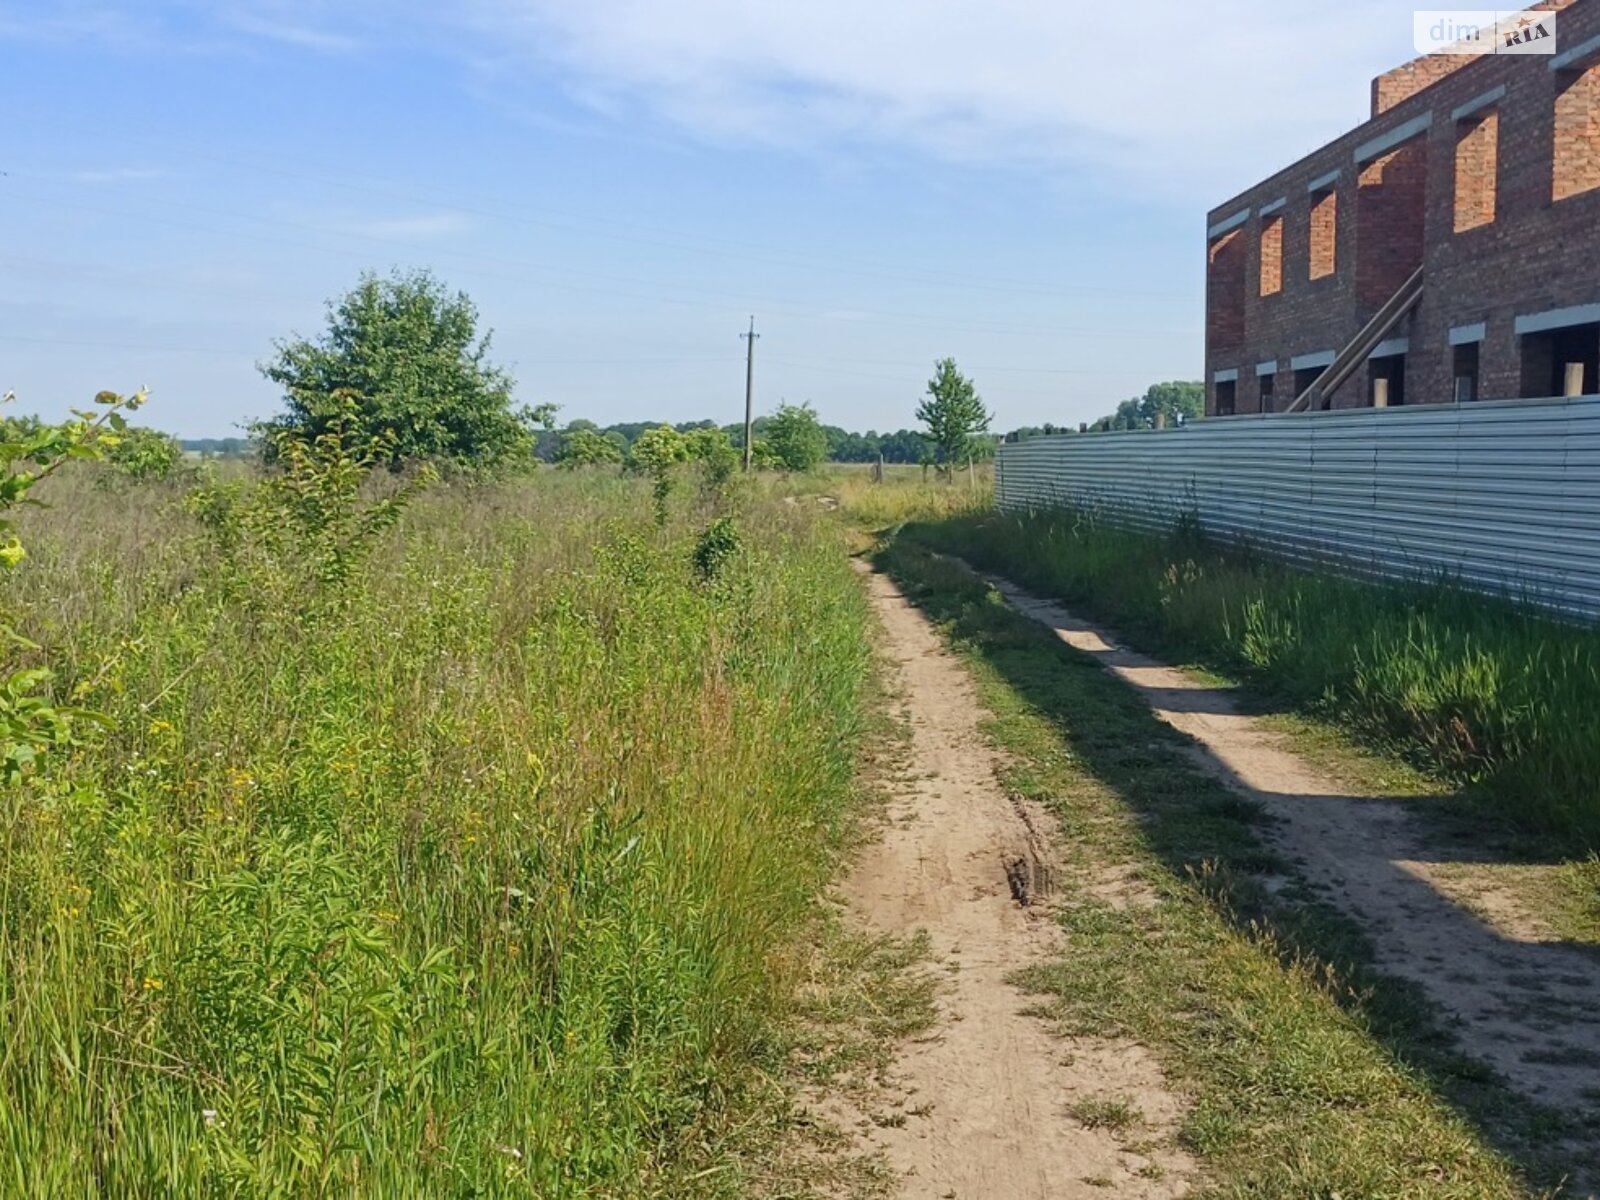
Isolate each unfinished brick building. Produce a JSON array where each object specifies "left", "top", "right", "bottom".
[{"left": 1205, "top": 0, "right": 1600, "bottom": 416}]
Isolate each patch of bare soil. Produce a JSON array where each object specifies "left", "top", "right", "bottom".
[
  {"left": 991, "top": 575, "right": 1600, "bottom": 1121},
  {"left": 834, "top": 564, "right": 1193, "bottom": 1199}
]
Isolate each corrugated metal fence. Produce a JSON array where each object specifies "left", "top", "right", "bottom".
[{"left": 994, "top": 395, "right": 1600, "bottom": 618}]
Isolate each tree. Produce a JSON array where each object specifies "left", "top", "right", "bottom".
[
  {"left": 627, "top": 425, "right": 689, "bottom": 525},
  {"left": 104, "top": 425, "right": 184, "bottom": 481},
  {"left": 555, "top": 427, "right": 624, "bottom": 468},
  {"left": 1098, "top": 381, "right": 1204, "bottom": 431},
  {"left": 764, "top": 402, "right": 828, "bottom": 472},
  {"left": 683, "top": 426, "right": 738, "bottom": 486},
  {"left": 916, "top": 359, "right": 991, "bottom": 476},
  {"left": 257, "top": 269, "right": 549, "bottom": 469},
  {"left": 1139, "top": 381, "right": 1204, "bottom": 427}
]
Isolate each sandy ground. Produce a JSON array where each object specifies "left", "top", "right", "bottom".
[
  {"left": 840, "top": 564, "right": 1192, "bottom": 1199},
  {"left": 990, "top": 575, "right": 1600, "bottom": 1123}
]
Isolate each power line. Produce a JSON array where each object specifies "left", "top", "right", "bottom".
[
  {"left": 11, "top": 127, "right": 1193, "bottom": 303},
  {"left": 3, "top": 180, "right": 1202, "bottom": 339}
]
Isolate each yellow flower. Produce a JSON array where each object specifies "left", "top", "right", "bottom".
[
  {"left": 375, "top": 910, "right": 400, "bottom": 923},
  {"left": 149, "top": 719, "right": 173, "bottom": 736},
  {"left": 142, "top": 977, "right": 164, "bottom": 992}
]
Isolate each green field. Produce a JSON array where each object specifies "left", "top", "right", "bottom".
[{"left": 1, "top": 464, "right": 868, "bottom": 1195}]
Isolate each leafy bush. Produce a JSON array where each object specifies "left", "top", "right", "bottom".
[
  {"left": 627, "top": 425, "right": 689, "bottom": 525},
  {"left": 555, "top": 427, "right": 624, "bottom": 468},
  {"left": 104, "top": 425, "right": 184, "bottom": 481},
  {"left": 186, "top": 404, "right": 433, "bottom": 614},
  {"left": 0, "top": 389, "right": 142, "bottom": 781},
  {"left": 764, "top": 402, "right": 828, "bottom": 473},
  {"left": 692, "top": 515, "right": 742, "bottom": 583},
  {"left": 257, "top": 269, "right": 553, "bottom": 470}
]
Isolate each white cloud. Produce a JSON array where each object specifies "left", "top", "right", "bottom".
[{"left": 462, "top": 0, "right": 1421, "bottom": 200}]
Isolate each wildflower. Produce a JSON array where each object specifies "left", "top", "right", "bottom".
[
  {"left": 498, "top": 1146, "right": 524, "bottom": 1160},
  {"left": 376, "top": 910, "right": 400, "bottom": 923},
  {"left": 142, "top": 977, "right": 164, "bottom": 992},
  {"left": 149, "top": 719, "right": 173, "bottom": 736}
]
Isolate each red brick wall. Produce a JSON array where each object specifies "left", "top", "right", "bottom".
[
  {"left": 1454, "top": 111, "right": 1499, "bottom": 231},
  {"left": 1355, "top": 142, "right": 1428, "bottom": 312},
  {"left": 1207, "top": 229, "right": 1246, "bottom": 352},
  {"left": 1554, "top": 63, "right": 1600, "bottom": 201},
  {"left": 1205, "top": 0, "right": 1600, "bottom": 417},
  {"left": 1260, "top": 215, "right": 1284, "bottom": 296}
]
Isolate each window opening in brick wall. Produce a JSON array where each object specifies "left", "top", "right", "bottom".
[
  {"left": 1454, "top": 110, "right": 1499, "bottom": 232},
  {"left": 1259, "top": 215, "right": 1283, "bottom": 296},
  {"left": 1453, "top": 341, "right": 1480, "bottom": 401},
  {"left": 1554, "top": 63, "right": 1600, "bottom": 203},
  {"left": 1368, "top": 353, "right": 1406, "bottom": 408},
  {"left": 1207, "top": 229, "right": 1247, "bottom": 349},
  {"left": 1214, "top": 379, "right": 1237, "bottom": 416},
  {"left": 1520, "top": 323, "right": 1600, "bottom": 397},
  {"left": 1309, "top": 188, "right": 1337, "bottom": 280}
]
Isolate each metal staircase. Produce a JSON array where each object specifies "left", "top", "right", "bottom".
[{"left": 1284, "top": 266, "right": 1424, "bottom": 413}]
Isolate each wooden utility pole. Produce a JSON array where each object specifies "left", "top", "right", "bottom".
[{"left": 740, "top": 316, "right": 759, "bottom": 472}]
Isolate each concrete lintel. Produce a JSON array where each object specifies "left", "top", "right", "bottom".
[
  {"left": 1551, "top": 31, "right": 1600, "bottom": 72},
  {"left": 1354, "top": 112, "right": 1434, "bottom": 165},
  {"left": 1256, "top": 360, "right": 1278, "bottom": 376},
  {"left": 1213, "top": 368, "right": 1239, "bottom": 384},
  {"left": 1207, "top": 208, "right": 1250, "bottom": 240},
  {"left": 1370, "top": 337, "right": 1410, "bottom": 359},
  {"left": 1291, "top": 350, "right": 1336, "bottom": 371},
  {"left": 1449, "top": 322, "right": 1487, "bottom": 345},
  {"left": 1452, "top": 85, "right": 1506, "bottom": 122},
  {"left": 1257, "top": 197, "right": 1287, "bottom": 217},
  {"left": 1515, "top": 303, "right": 1600, "bottom": 336},
  {"left": 1307, "top": 169, "right": 1341, "bottom": 194}
]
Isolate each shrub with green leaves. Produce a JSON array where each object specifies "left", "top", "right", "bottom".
[
  {"left": 763, "top": 402, "right": 828, "bottom": 473},
  {"left": 186, "top": 403, "right": 434, "bottom": 613},
  {"left": 0, "top": 389, "right": 142, "bottom": 781},
  {"left": 104, "top": 425, "right": 183, "bottom": 482},
  {"left": 555, "top": 426, "right": 624, "bottom": 468},
  {"left": 257, "top": 269, "right": 554, "bottom": 470}
]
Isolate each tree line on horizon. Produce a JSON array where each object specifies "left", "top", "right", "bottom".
[{"left": 44, "top": 266, "right": 1197, "bottom": 469}]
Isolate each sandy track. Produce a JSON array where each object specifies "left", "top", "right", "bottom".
[
  {"left": 842, "top": 564, "right": 1191, "bottom": 1200},
  {"left": 990, "top": 573, "right": 1600, "bottom": 1122}
]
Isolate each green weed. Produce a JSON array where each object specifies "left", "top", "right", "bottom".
[
  {"left": 901, "top": 506, "right": 1600, "bottom": 846},
  {"left": 0, "top": 467, "right": 870, "bottom": 1195}
]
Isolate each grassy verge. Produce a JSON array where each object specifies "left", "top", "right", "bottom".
[
  {"left": 1, "top": 468, "right": 871, "bottom": 1196},
  {"left": 895, "top": 506, "right": 1600, "bottom": 848},
  {"left": 873, "top": 536, "right": 1581, "bottom": 1197}
]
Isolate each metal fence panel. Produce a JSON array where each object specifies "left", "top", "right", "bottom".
[{"left": 994, "top": 396, "right": 1600, "bottom": 618}]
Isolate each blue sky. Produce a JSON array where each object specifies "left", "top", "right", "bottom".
[{"left": 4, "top": 1, "right": 1424, "bottom": 437}]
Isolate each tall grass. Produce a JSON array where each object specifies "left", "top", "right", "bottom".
[
  {"left": 0, "top": 468, "right": 868, "bottom": 1194},
  {"left": 903, "top": 505, "right": 1600, "bottom": 844}
]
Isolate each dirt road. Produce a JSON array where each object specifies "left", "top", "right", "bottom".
[
  {"left": 990, "top": 573, "right": 1600, "bottom": 1123},
  {"left": 841, "top": 564, "right": 1192, "bottom": 1199}
]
